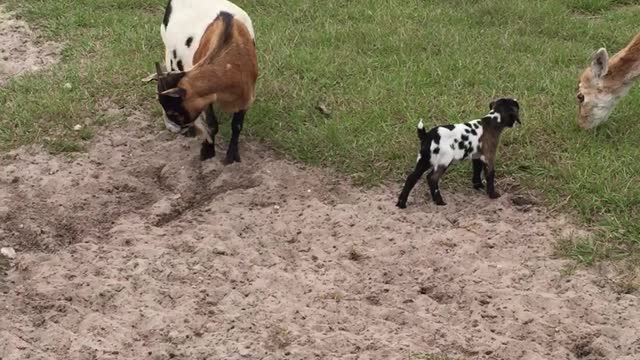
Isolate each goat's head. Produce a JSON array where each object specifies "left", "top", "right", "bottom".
[
  {"left": 151, "top": 62, "right": 196, "bottom": 134},
  {"left": 488, "top": 98, "right": 521, "bottom": 128},
  {"left": 576, "top": 48, "right": 627, "bottom": 130}
]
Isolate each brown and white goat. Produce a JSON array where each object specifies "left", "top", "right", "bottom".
[
  {"left": 577, "top": 32, "right": 640, "bottom": 129},
  {"left": 151, "top": 11, "right": 258, "bottom": 163}
]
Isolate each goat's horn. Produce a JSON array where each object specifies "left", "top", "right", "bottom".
[{"left": 155, "top": 62, "right": 165, "bottom": 89}]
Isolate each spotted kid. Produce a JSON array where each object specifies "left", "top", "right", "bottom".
[{"left": 396, "top": 98, "right": 521, "bottom": 207}]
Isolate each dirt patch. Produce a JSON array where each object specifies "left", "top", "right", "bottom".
[
  {"left": 0, "top": 7, "right": 61, "bottom": 85},
  {"left": 0, "top": 108, "right": 638, "bottom": 359}
]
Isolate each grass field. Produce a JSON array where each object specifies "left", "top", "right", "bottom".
[{"left": 1, "top": 0, "right": 639, "bottom": 264}]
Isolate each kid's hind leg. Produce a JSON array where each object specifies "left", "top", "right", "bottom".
[
  {"left": 472, "top": 159, "right": 484, "bottom": 190},
  {"left": 396, "top": 157, "right": 431, "bottom": 209}
]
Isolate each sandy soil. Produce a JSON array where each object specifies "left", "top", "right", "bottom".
[
  {"left": 0, "top": 7, "right": 60, "bottom": 85},
  {"left": 1, "top": 11, "right": 640, "bottom": 360}
]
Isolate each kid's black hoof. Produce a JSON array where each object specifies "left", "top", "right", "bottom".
[{"left": 200, "top": 143, "right": 215, "bottom": 161}]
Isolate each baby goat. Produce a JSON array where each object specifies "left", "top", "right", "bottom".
[
  {"left": 396, "top": 98, "right": 521, "bottom": 208},
  {"left": 149, "top": 6, "right": 258, "bottom": 163}
]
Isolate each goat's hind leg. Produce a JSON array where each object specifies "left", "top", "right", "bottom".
[
  {"left": 224, "top": 110, "right": 245, "bottom": 165},
  {"left": 199, "top": 105, "right": 219, "bottom": 161},
  {"left": 472, "top": 159, "right": 484, "bottom": 190},
  {"left": 396, "top": 158, "right": 430, "bottom": 209}
]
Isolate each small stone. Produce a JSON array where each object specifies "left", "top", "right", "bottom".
[
  {"left": 1, "top": 247, "right": 16, "bottom": 259},
  {"left": 63, "top": 83, "right": 72, "bottom": 90},
  {"left": 73, "top": 124, "right": 83, "bottom": 131}
]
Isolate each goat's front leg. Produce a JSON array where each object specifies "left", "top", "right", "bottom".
[
  {"left": 472, "top": 159, "right": 484, "bottom": 190},
  {"left": 427, "top": 165, "right": 448, "bottom": 206},
  {"left": 483, "top": 160, "right": 500, "bottom": 199},
  {"left": 224, "top": 110, "right": 245, "bottom": 164},
  {"left": 199, "top": 105, "right": 218, "bottom": 161}
]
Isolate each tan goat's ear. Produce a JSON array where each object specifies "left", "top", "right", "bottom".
[
  {"left": 591, "top": 48, "right": 609, "bottom": 79},
  {"left": 160, "top": 87, "right": 186, "bottom": 98}
]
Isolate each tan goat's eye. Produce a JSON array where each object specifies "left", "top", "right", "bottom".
[{"left": 577, "top": 93, "right": 585, "bottom": 103}]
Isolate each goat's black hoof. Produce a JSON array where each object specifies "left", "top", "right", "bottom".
[
  {"left": 224, "top": 151, "right": 241, "bottom": 165},
  {"left": 396, "top": 201, "right": 407, "bottom": 209},
  {"left": 200, "top": 143, "right": 216, "bottom": 161},
  {"left": 223, "top": 155, "right": 240, "bottom": 165},
  {"left": 488, "top": 191, "right": 501, "bottom": 199},
  {"left": 473, "top": 182, "right": 484, "bottom": 190},
  {"left": 434, "top": 198, "right": 447, "bottom": 206}
]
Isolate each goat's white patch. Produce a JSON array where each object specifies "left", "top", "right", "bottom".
[
  {"left": 417, "top": 152, "right": 421, "bottom": 162},
  {"left": 161, "top": 0, "right": 255, "bottom": 72},
  {"left": 429, "top": 120, "right": 484, "bottom": 168},
  {"left": 417, "top": 119, "right": 424, "bottom": 129}
]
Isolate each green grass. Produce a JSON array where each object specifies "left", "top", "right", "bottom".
[{"left": 1, "top": 0, "right": 639, "bottom": 263}]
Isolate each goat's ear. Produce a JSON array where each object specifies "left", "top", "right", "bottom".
[
  {"left": 591, "top": 48, "right": 609, "bottom": 79},
  {"left": 489, "top": 101, "right": 496, "bottom": 110},
  {"left": 160, "top": 87, "right": 186, "bottom": 99}
]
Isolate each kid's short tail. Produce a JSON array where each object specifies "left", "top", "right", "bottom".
[{"left": 417, "top": 119, "right": 427, "bottom": 141}]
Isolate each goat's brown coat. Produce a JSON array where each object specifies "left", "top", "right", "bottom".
[
  {"left": 478, "top": 123, "right": 502, "bottom": 172},
  {"left": 175, "top": 15, "right": 258, "bottom": 119}
]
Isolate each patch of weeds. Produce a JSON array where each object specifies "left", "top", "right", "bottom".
[
  {"left": 560, "top": 263, "right": 578, "bottom": 278},
  {"left": 46, "top": 139, "right": 82, "bottom": 153},
  {"left": 78, "top": 127, "right": 94, "bottom": 141}
]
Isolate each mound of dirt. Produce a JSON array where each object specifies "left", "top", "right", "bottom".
[
  {"left": 0, "top": 109, "right": 638, "bottom": 359},
  {"left": 0, "top": 7, "right": 60, "bottom": 85}
]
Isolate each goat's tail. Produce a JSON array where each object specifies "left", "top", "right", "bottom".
[{"left": 417, "top": 119, "right": 427, "bottom": 142}]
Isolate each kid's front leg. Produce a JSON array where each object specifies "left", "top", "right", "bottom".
[{"left": 483, "top": 161, "right": 500, "bottom": 199}]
